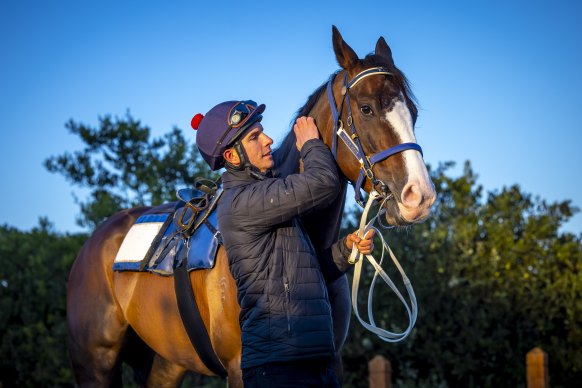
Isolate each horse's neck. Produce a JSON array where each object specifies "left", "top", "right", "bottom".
[
  {"left": 302, "top": 180, "right": 348, "bottom": 251},
  {"left": 276, "top": 144, "right": 348, "bottom": 250},
  {"left": 273, "top": 70, "right": 340, "bottom": 177},
  {"left": 272, "top": 90, "right": 348, "bottom": 251},
  {"left": 303, "top": 77, "right": 349, "bottom": 251},
  {"left": 272, "top": 131, "right": 301, "bottom": 179}
]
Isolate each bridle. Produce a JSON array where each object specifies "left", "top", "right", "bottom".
[
  {"left": 326, "top": 67, "right": 422, "bottom": 342},
  {"left": 326, "top": 67, "right": 423, "bottom": 206}
]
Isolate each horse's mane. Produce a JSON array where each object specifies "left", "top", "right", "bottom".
[
  {"left": 272, "top": 72, "right": 339, "bottom": 177},
  {"left": 272, "top": 53, "right": 416, "bottom": 178}
]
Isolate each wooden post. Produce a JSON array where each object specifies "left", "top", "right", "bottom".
[
  {"left": 526, "top": 347, "right": 549, "bottom": 388},
  {"left": 369, "top": 355, "right": 392, "bottom": 388}
]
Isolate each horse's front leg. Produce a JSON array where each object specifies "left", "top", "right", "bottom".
[
  {"left": 226, "top": 360, "right": 243, "bottom": 388},
  {"left": 146, "top": 354, "right": 187, "bottom": 388},
  {"left": 206, "top": 247, "right": 244, "bottom": 387},
  {"left": 328, "top": 274, "right": 351, "bottom": 382}
]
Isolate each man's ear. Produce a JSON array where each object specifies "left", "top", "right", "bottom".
[{"left": 223, "top": 147, "right": 240, "bottom": 166}]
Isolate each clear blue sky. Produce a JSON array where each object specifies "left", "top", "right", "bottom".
[{"left": 1, "top": 0, "right": 581, "bottom": 234}]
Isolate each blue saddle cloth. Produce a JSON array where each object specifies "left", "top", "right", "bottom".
[
  {"left": 146, "top": 210, "right": 220, "bottom": 275},
  {"left": 112, "top": 189, "right": 222, "bottom": 276}
]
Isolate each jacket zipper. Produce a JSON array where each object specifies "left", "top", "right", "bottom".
[{"left": 284, "top": 281, "right": 291, "bottom": 334}]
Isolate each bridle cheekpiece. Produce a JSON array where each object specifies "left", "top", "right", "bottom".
[{"left": 326, "top": 67, "right": 423, "bottom": 206}]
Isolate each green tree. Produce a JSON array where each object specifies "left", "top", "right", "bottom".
[
  {"left": 341, "top": 161, "right": 581, "bottom": 387},
  {"left": 0, "top": 219, "right": 86, "bottom": 387},
  {"left": 44, "top": 112, "right": 218, "bottom": 230}
]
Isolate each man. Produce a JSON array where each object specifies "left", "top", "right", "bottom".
[{"left": 193, "top": 100, "right": 373, "bottom": 387}]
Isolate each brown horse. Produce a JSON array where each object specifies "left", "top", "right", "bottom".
[{"left": 67, "top": 26, "right": 436, "bottom": 387}]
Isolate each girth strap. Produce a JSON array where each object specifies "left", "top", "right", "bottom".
[{"left": 174, "top": 260, "right": 228, "bottom": 377}]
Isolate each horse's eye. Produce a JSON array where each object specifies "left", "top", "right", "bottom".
[{"left": 360, "top": 105, "right": 373, "bottom": 116}]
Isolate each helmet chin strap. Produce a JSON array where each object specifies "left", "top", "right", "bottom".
[{"left": 225, "top": 141, "right": 266, "bottom": 180}]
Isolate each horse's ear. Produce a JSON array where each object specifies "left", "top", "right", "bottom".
[
  {"left": 332, "top": 25, "right": 359, "bottom": 70},
  {"left": 375, "top": 36, "right": 395, "bottom": 67}
]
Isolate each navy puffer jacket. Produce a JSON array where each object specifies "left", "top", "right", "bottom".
[{"left": 217, "top": 139, "right": 350, "bottom": 369}]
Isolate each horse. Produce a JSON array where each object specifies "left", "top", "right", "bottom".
[{"left": 66, "top": 26, "right": 436, "bottom": 387}]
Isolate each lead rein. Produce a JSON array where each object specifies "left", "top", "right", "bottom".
[{"left": 348, "top": 190, "right": 418, "bottom": 343}]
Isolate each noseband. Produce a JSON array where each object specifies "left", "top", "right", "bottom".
[{"left": 326, "top": 67, "right": 423, "bottom": 206}]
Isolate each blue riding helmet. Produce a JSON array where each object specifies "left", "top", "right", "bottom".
[{"left": 193, "top": 100, "right": 265, "bottom": 170}]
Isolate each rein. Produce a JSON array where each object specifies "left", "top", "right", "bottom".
[
  {"left": 348, "top": 191, "right": 417, "bottom": 342},
  {"left": 326, "top": 67, "right": 420, "bottom": 342},
  {"left": 326, "top": 67, "right": 423, "bottom": 206}
]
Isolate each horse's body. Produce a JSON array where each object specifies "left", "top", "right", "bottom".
[{"left": 67, "top": 27, "right": 436, "bottom": 387}]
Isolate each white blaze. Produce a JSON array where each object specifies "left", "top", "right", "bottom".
[
  {"left": 385, "top": 97, "right": 415, "bottom": 143},
  {"left": 384, "top": 96, "right": 432, "bottom": 193}
]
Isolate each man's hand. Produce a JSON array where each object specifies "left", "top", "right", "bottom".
[
  {"left": 345, "top": 229, "right": 375, "bottom": 255},
  {"left": 294, "top": 116, "right": 319, "bottom": 151}
]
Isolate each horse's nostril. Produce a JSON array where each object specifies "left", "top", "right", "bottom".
[{"left": 401, "top": 183, "right": 423, "bottom": 209}]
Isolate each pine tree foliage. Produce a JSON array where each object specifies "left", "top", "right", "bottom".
[
  {"left": 0, "top": 219, "right": 86, "bottom": 387},
  {"left": 44, "top": 113, "right": 218, "bottom": 230}
]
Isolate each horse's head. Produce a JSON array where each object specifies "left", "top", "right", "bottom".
[{"left": 321, "top": 26, "right": 436, "bottom": 226}]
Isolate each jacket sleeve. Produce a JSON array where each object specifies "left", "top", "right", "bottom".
[
  {"left": 318, "top": 237, "right": 354, "bottom": 283},
  {"left": 231, "top": 139, "right": 341, "bottom": 229}
]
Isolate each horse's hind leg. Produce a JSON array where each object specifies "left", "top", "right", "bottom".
[
  {"left": 67, "top": 213, "right": 136, "bottom": 386},
  {"left": 67, "top": 209, "right": 150, "bottom": 386},
  {"left": 67, "top": 300, "right": 128, "bottom": 387}
]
